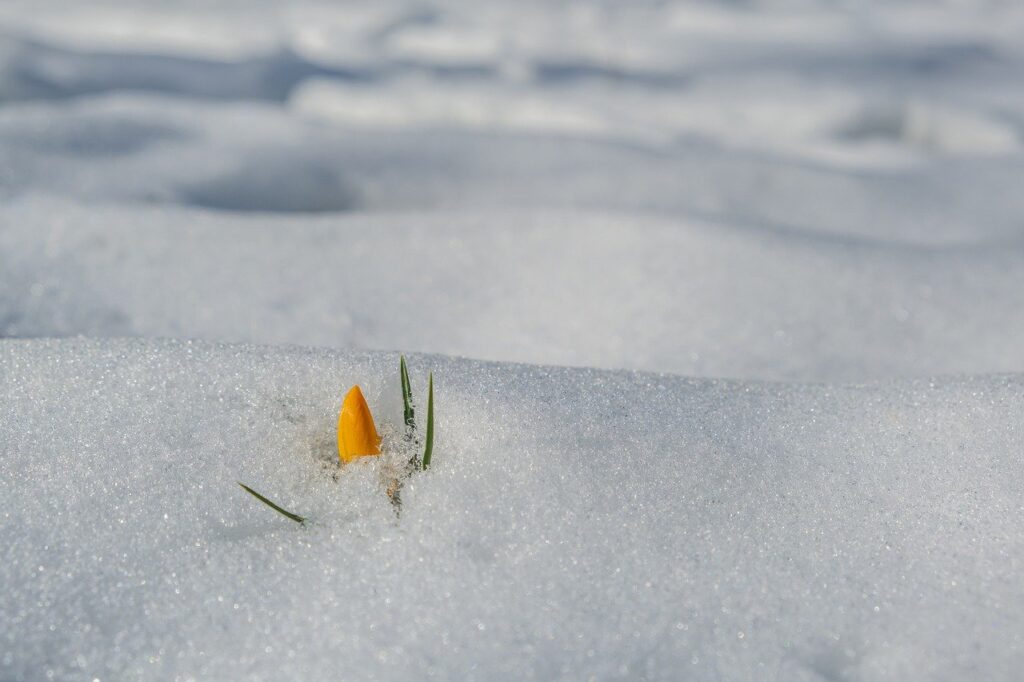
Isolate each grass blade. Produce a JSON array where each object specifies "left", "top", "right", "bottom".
[
  {"left": 400, "top": 355, "right": 415, "bottom": 433},
  {"left": 422, "top": 372, "right": 435, "bottom": 469},
  {"left": 238, "top": 483, "right": 306, "bottom": 524}
]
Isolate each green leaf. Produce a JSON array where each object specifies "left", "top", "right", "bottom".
[
  {"left": 238, "top": 483, "right": 306, "bottom": 524},
  {"left": 422, "top": 372, "right": 435, "bottom": 469},
  {"left": 400, "top": 355, "right": 415, "bottom": 434}
]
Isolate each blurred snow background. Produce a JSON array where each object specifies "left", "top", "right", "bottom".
[
  {"left": 2, "top": 1, "right": 1024, "bottom": 679},
  {"left": 1, "top": 0, "right": 1023, "bottom": 380}
]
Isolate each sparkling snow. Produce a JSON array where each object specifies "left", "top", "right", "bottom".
[{"left": 2, "top": 1, "right": 1024, "bottom": 680}]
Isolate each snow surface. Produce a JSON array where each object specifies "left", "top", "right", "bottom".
[
  {"left": 3, "top": 338, "right": 1024, "bottom": 681},
  {"left": 1, "top": 1, "right": 1024, "bottom": 381},
  {"left": 2, "top": 0, "right": 1024, "bottom": 679}
]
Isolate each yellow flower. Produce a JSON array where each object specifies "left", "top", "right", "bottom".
[{"left": 337, "top": 385, "right": 382, "bottom": 463}]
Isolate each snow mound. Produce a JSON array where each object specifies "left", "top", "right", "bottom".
[
  {"left": 2, "top": 0, "right": 1024, "bottom": 678},
  {"left": 2, "top": 338, "right": 1022, "bottom": 680},
  {"left": 4, "top": 199, "right": 1024, "bottom": 383}
]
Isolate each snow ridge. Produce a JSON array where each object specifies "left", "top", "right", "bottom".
[{"left": 2, "top": 338, "right": 1023, "bottom": 680}]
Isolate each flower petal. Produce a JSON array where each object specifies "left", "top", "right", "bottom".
[{"left": 337, "top": 385, "right": 382, "bottom": 463}]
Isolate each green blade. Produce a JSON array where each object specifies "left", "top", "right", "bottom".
[
  {"left": 400, "top": 355, "right": 415, "bottom": 433},
  {"left": 238, "top": 483, "right": 306, "bottom": 524},
  {"left": 421, "top": 372, "right": 435, "bottom": 469}
]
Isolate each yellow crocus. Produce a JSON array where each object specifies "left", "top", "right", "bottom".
[{"left": 337, "top": 385, "right": 382, "bottom": 463}]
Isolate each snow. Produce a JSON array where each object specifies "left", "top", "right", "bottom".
[
  {"left": 3, "top": 338, "right": 1023, "bottom": 680},
  {"left": 2, "top": 0, "right": 1024, "bottom": 679},
  {"left": 5, "top": 198, "right": 1024, "bottom": 382}
]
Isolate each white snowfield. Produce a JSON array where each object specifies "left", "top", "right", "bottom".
[
  {"left": 2, "top": 0, "right": 1024, "bottom": 680},
  {"left": 6, "top": 198, "right": 1024, "bottom": 383},
  {"left": 3, "top": 339, "right": 1023, "bottom": 681}
]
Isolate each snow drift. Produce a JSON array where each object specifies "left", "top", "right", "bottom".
[
  {"left": 3, "top": 0, "right": 1024, "bottom": 679},
  {"left": 2, "top": 338, "right": 1023, "bottom": 680}
]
